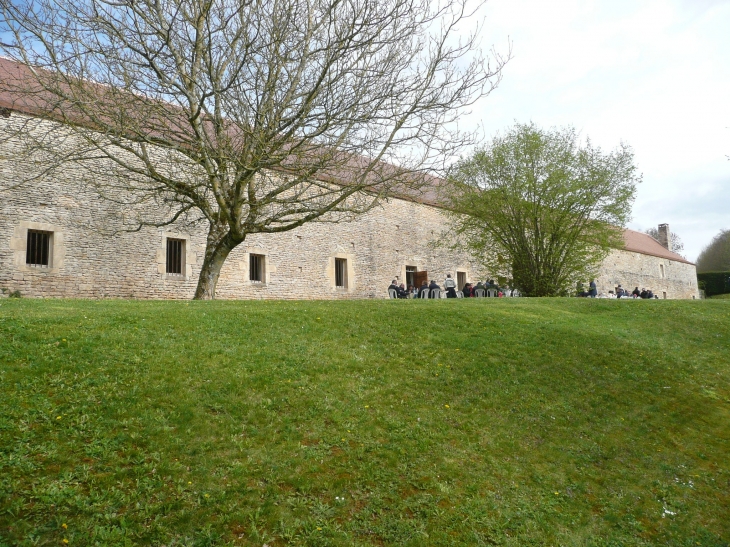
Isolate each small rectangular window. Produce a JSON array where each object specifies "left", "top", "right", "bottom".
[
  {"left": 457, "top": 271, "right": 466, "bottom": 289},
  {"left": 335, "top": 258, "right": 347, "bottom": 288},
  {"left": 26, "top": 230, "right": 52, "bottom": 267},
  {"left": 660, "top": 264, "right": 665, "bottom": 278},
  {"left": 166, "top": 238, "right": 185, "bottom": 275},
  {"left": 249, "top": 253, "right": 265, "bottom": 282},
  {"left": 663, "top": 291, "right": 667, "bottom": 299}
]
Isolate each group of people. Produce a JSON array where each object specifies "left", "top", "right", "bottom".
[
  {"left": 577, "top": 280, "right": 658, "bottom": 299},
  {"left": 388, "top": 275, "right": 509, "bottom": 299},
  {"left": 617, "top": 285, "right": 657, "bottom": 299}
]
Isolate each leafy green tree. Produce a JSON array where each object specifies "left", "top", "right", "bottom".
[
  {"left": 696, "top": 229, "right": 730, "bottom": 273},
  {"left": 445, "top": 123, "right": 640, "bottom": 297}
]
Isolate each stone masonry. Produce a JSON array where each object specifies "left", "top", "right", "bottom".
[
  {"left": 1, "top": 113, "right": 480, "bottom": 299},
  {"left": 1, "top": 112, "right": 699, "bottom": 299},
  {"left": 597, "top": 249, "right": 698, "bottom": 299}
]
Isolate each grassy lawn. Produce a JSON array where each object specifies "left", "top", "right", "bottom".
[{"left": 0, "top": 298, "right": 729, "bottom": 546}]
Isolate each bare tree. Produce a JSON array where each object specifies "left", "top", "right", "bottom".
[
  {"left": 644, "top": 227, "right": 685, "bottom": 257},
  {"left": 0, "top": 0, "right": 507, "bottom": 298}
]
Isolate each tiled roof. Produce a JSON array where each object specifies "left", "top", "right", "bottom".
[
  {"left": 622, "top": 228, "right": 693, "bottom": 264},
  {"left": 1, "top": 57, "right": 692, "bottom": 264}
]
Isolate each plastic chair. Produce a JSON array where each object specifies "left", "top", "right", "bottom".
[
  {"left": 388, "top": 288, "right": 398, "bottom": 299},
  {"left": 430, "top": 289, "right": 441, "bottom": 299},
  {"left": 474, "top": 288, "right": 485, "bottom": 298},
  {"left": 420, "top": 289, "right": 429, "bottom": 299},
  {"left": 456, "top": 291, "right": 464, "bottom": 298},
  {"left": 487, "top": 289, "right": 497, "bottom": 297}
]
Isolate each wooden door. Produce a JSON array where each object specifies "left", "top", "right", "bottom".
[{"left": 414, "top": 270, "right": 428, "bottom": 288}]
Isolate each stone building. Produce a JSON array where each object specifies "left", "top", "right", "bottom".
[{"left": 0, "top": 59, "right": 698, "bottom": 300}]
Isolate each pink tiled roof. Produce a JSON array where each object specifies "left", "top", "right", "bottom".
[{"left": 622, "top": 228, "right": 693, "bottom": 264}]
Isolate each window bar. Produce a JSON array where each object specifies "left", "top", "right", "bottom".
[
  {"left": 26, "top": 230, "right": 50, "bottom": 267},
  {"left": 167, "top": 238, "right": 183, "bottom": 275}
]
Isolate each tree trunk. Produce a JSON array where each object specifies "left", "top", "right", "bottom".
[{"left": 193, "top": 221, "right": 243, "bottom": 300}]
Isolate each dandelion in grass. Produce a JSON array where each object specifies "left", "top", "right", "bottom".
[
  {"left": 444, "top": 404, "right": 450, "bottom": 409},
  {"left": 56, "top": 416, "right": 62, "bottom": 420},
  {"left": 62, "top": 523, "right": 67, "bottom": 529}
]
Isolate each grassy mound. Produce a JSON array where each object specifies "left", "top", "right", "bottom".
[{"left": 1, "top": 298, "right": 728, "bottom": 546}]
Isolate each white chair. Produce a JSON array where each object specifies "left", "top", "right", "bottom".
[
  {"left": 388, "top": 288, "right": 398, "bottom": 299},
  {"left": 487, "top": 289, "right": 497, "bottom": 297},
  {"left": 474, "top": 288, "right": 485, "bottom": 297},
  {"left": 420, "top": 289, "right": 429, "bottom": 299},
  {"left": 456, "top": 291, "right": 464, "bottom": 298},
  {"left": 430, "top": 289, "right": 441, "bottom": 299}
]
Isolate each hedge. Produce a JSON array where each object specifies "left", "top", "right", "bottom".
[{"left": 697, "top": 271, "right": 730, "bottom": 297}]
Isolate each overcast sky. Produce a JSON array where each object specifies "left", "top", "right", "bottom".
[{"left": 470, "top": 0, "right": 730, "bottom": 261}]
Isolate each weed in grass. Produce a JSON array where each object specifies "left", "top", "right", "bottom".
[{"left": 0, "top": 299, "right": 728, "bottom": 546}]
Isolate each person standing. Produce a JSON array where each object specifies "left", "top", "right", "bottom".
[
  {"left": 589, "top": 279, "right": 597, "bottom": 298},
  {"left": 444, "top": 274, "right": 457, "bottom": 298}
]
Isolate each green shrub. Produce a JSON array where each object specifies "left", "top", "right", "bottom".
[{"left": 697, "top": 271, "right": 730, "bottom": 296}]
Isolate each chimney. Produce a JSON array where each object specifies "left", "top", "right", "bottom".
[{"left": 657, "top": 223, "right": 671, "bottom": 250}]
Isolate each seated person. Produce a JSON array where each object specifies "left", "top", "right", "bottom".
[
  {"left": 419, "top": 280, "right": 429, "bottom": 296},
  {"left": 388, "top": 280, "right": 399, "bottom": 297},
  {"left": 462, "top": 282, "right": 473, "bottom": 297},
  {"left": 428, "top": 279, "right": 441, "bottom": 298},
  {"left": 473, "top": 281, "right": 486, "bottom": 294},
  {"left": 640, "top": 288, "right": 648, "bottom": 299},
  {"left": 398, "top": 283, "right": 408, "bottom": 298},
  {"left": 632, "top": 286, "right": 641, "bottom": 298},
  {"left": 407, "top": 285, "right": 417, "bottom": 297}
]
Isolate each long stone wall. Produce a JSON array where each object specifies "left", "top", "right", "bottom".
[
  {"left": 1, "top": 112, "right": 699, "bottom": 299},
  {"left": 0, "top": 113, "right": 480, "bottom": 299}
]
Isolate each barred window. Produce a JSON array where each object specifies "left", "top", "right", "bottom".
[
  {"left": 249, "top": 253, "right": 265, "bottom": 282},
  {"left": 335, "top": 258, "right": 347, "bottom": 288},
  {"left": 26, "top": 230, "right": 52, "bottom": 267},
  {"left": 166, "top": 238, "right": 185, "bottom": 275}
]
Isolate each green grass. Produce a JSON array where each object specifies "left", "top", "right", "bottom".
[
  {"left": 1, "top": 298, "right": 729, "bottom": 546},
  {"left": 709, "top": 293, "right": 730, "bottom": 300}
]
